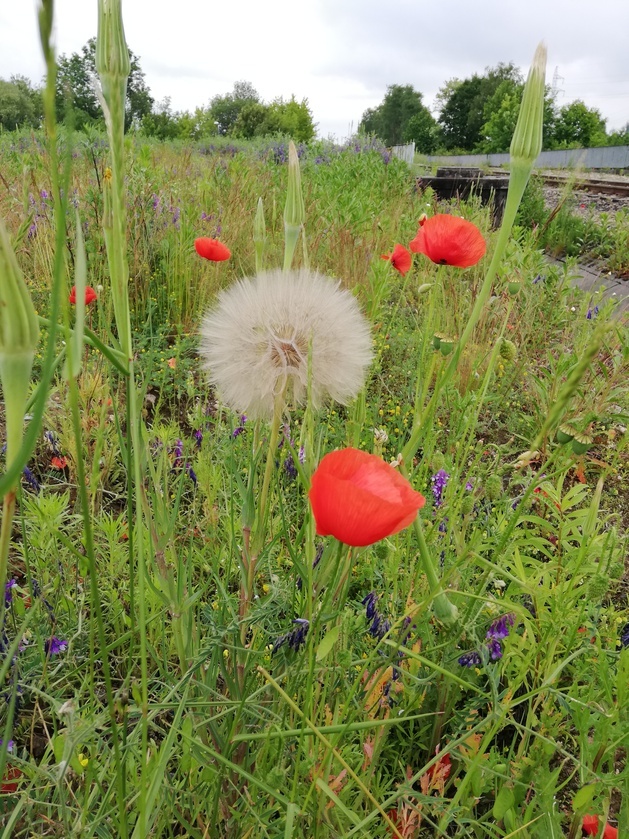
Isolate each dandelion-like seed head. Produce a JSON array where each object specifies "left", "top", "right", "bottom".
[{"left": 199, "top": 268, "right": 372, "bottom": 420}]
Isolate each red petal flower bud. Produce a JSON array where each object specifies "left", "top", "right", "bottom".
[
  {"left": 409, "top": 214, "right": 486, "bottom": 268},
  {"left": 309, "top": 448, "right": 425, "bottom": 547},
  {"left": 194, "top": 237, "right": 231, "bottom": 262},
  {"left": 381, "top": 243, "right": 412, "bottom": 276},
  {"left": 69, "top": 286, "right": 98, "bottom": 305}
]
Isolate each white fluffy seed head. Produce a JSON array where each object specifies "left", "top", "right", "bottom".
[{"left": 199, "top": 268, "right": 373, "bottom": 420}]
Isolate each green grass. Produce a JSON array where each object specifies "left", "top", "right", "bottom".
[{"left": 0, "top": 127, "right": 627, "bottom": 839}]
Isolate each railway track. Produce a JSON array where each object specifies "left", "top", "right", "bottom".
[{"left": 537, "top": 173, "right": 629, "bottom": 198}]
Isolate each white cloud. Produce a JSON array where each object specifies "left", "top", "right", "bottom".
[{"left": 1, "top": 0, "right": 627, "bottom": 139}]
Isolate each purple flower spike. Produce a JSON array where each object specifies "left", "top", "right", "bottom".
[
  {"left": 431, "top": 470, "right": 450, "bottom": 507},
  {"left": 5, "top": 579, "right": 16, "bottom": 607},
  {"left": 487, "top": 638, "right": 503, "bottom": 660},
  {"left": 44, "top": 637, "right": 68, "bottom": 656},
  {"left": 458, "top": 651, "right": 481, "bottom": 667},
  {"left": 486, "top": 614, "right": 515, "bottom": 641}
]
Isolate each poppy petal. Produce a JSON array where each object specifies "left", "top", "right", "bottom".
[
  {"left": 382, "top": 244, "right": 412, "bottom": 276},
  {"left": 409, "top": 215, "right": 486, "bottom": 268},
  {"left": 195, "top": 237, "right": 231, "bottom": 262},
  {"left": 309, "top": 448, "right": 425, "bottom": 547}
]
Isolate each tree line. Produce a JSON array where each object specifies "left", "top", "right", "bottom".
[
  {"left": 359, "top": 63, "right": 629, "bottom": 153},
  {"left": 0, "top": 39, "right": 316, "bottom": 142}
]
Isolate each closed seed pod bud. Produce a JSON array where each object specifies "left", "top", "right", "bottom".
[
  {"left": 571, "top": 432, "right": 592, "bottom": 455},
  {"left": 485, "top": 473, "right": 503, "bottom": 501},
  {"left": 439, "top": 336, "right": 456, "bottom": 356},
  {"left": 556, "top": 424, "right": 576, "bottom": 444},
  {"left": 461, "top": 494, "right": 475, "bottom": 516},
  {"left": 499, "top": 338, "right": 517, "bottom": 362}
]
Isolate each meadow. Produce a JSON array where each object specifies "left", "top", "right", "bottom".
[{"left": 0, "top": 18, "right": 628, "bottom": 839}]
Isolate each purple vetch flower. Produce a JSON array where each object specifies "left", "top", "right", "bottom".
[
  {"left": 586, "top": 306, "right": 599, "bottom": 320},
  {"left": 532, "top": 273, "right": 544, "bottom": 285},
  {"left": 151, "top": 193, "right": 160, "bottom": 211},
  {"left": 431, "top": 470, "right": 450, "bottom": 507},
  {"left": 44, "top": 636, "right": 67, "bottom": 656},
  {"left": 44, "top": 430, "right": 61, "bottom": 456},
  {"left": 487, "top": 638, "right": 503, "bottom": 660},
  {"left": 458, "top": 651, "right": 482, "bottom": 667},
  {"left": 619, "top": 621, "right": 629, "bottom": 649},
  {"left": 232, "top": 415, "right": 247, "bottom": 438},
  {"left": 296, "top": 543, "right": 324, "bottom": 591},
  {"left": 193, "top": 429, "right": 203, "bottom": 448},
  {"left": 465, "top": 480, "right": 474, "bottom": 491},
  {"left": 362, "top": 591, "right": 378, "bottom": 622},
  {"left": 5, "top": 579, "right": 16, "bottom": 607},
  {"left": 486, "top": 614, "right": 515, "bottom": 641},
  {"left": 0, "top": 738, "right": 15, "bottom": 753},
  {"left": 273, "top": 618, "right": 310, "bottom": 653},
  {"left": 173, "top": 439, "right": 184, "bottom": 460},
  {"left": 185, "top": 463, "right": 197, "bottom": 486},
  {"left": 361, "top": 592, "right": 390, "bottom": 640},
  {"left": 22, "top": 467, "right": 40, "bottom": 493}
]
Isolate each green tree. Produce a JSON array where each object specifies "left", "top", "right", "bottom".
[
  {"left": 438, "top": 63, "right": 522, "bottom": 150},
  {"left": 0, "top": 75, "right": 42, "bottom": 130},
  {"left": 359, "top": 84, "right": 433, "bottom": 146},
  {"left": 140, "top": 98, "right": 181, "bottom": 140},
  {"left": 210, "top": 81, "right": 260, "bottom": 135},
  {"left": 55, "top": 37, "right": 153, "bottom": 131},
  {"left": 232, "top": 102, "right": 271, "bottom": 139},
  {"left": 553, "top": 100, "right": 607, "bottom": 147},
  {"left": 262, "top": 97, "right": 316, "bottom": 142},
  {"left": 403, "top": 109, "right": 438, "bottom": 153},
  {"left": 607, "top": 122, "right": 629, "bottom": 145}
]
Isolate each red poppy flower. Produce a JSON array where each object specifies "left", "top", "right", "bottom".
[
  {"left": 582, "top": 815, "right": 618, "bottom": 838},
  {"left": 1, "top": 765, "right": 23, "bottom": 794},
  {"left": 69, "top": 285, "right": 98, "bottom": 305},
  {"left": 194, "top": 237, "right": 231, "bottom": 262},
  {"left": 308, "top": 448, "right": 426, "bottom": 547},
  {"left": 381, "top": 244, "right": 412, "bottom": 276},
  {"left": 50, "top": 456, "right": 68, "bottom": 470},
  {"left": 409, "top": 214, "right": 486, "bottom": 268}
]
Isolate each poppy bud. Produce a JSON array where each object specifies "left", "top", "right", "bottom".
[
  {"left": 0, "top": 220, "right": 39, "bottom": 469},
  {"left": 510, "top": 43, "right": 547, "bottom": 168}
]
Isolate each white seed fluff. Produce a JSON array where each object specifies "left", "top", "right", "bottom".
[{"left": 199, "top": 268, "right": 373, "bottom": 420}]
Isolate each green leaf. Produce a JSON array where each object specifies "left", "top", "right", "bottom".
[
  {"left": 316, "top": 625, "right": 340, "bottom": 661},
  {"left": 572, "top": 784, "right": 597, "bottom": 812},
  {"left": 493, "top": 785, "right": 515, "bottom": 820}
]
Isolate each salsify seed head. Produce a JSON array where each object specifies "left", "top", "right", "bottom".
[{"left": 199, "top": 268, "right": 372, "bottom": 420}]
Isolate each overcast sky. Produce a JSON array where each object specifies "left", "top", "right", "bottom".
[{"left": 1, "top": 0, "right": 628, "bottom": 139}]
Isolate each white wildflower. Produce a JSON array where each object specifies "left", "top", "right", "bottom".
[{"left": 199, "top": 268, "right": 372, "bottom": 420}]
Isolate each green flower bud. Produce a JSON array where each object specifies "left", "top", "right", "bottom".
[
  {"left": 510, "top": 42, "right": 547, "bottom": 167},
  {"left": 431, "top": 452, "right": 445, "bottom": 471},
  {"left": 507, "top": 280, "right": 521, "bottom": 296},
  {"left": 432, "top": 333, "right": 442, "bottom": 349},
  {"left": 460, "top": 494, "right": 475, "bottom": 516},
  {"left": 283, "top": 141, "right": 305, "bottom": 270},
  {"left": 498, "top": 338, "right": 517, "bottom": 362},
  {"left": 485, "top": 473, "right": 503, "bottom": 502},
  {"left": 96, "top": 0, "right": 131, "bottom": 82},
  {"left": 586, "top": 575, "right": 608, "bottom": 601},
  {"left": 0, "top": 220, "right": 39, "bottom": 469}
]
